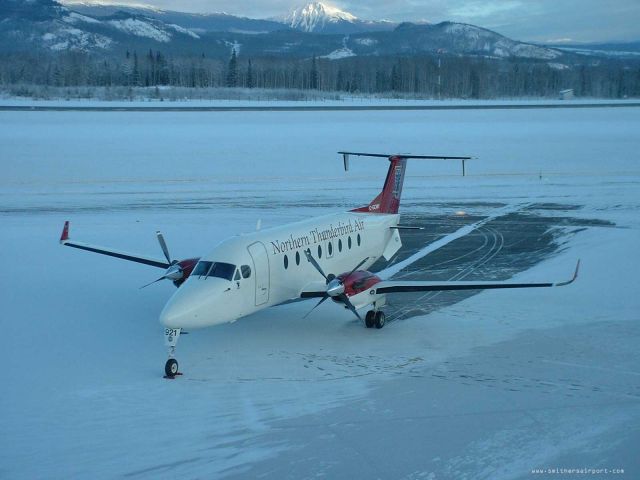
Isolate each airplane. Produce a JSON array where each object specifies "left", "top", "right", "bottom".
[{"left": 59, "top": 152, "right": 580, "bottom": 378}]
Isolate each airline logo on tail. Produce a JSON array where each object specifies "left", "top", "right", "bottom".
[{"left": 393, "top": 165, "right": 403, "bottom": 199}]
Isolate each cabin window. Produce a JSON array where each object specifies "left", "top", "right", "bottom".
[
  {"left": 241, "top": 265, "right": 251, "bottom": 278},
  {"left": 284, "top": 254, "right": 289, "bottom": 269},
  {"left": 328, "top": 242, "right": 333, "bottom": 256},
  {"left": 357, "top": 233, "right": 361, "bottom": 246},
  {"left": 234, "top": 270, "right": 241, "bottom": 281},
  {"left": 317, "top": 245, "right": 322, "bottom": 258},
  {"left": 206, "top": 262, "right": 236, "bottom": 281},
  {"left": 338, "top": 239, "right": 342, "bottom": 252},
  {"left": 348, "top": 236, "right": 352, "bottom": 249},
  {"left": 295, "top": 251, "right": 300, "bottom": 266}
]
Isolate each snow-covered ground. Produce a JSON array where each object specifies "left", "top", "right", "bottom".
[
  {"left": 1, "top": 95, "right": 638, "bottom": 108},
  {"left": 1, "top": 106, "right": 639, "bottom": 479}
]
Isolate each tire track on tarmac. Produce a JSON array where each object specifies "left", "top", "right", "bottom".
[{"left": 386, "top": 225, "right": 505, "bottom": 323}]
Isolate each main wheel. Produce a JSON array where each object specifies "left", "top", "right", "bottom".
[
  {"left": 365, "top": 310, "right": 375, "bottom": 328},
  {"left": 374, "top": 311, "right": 386, "bottom": 329},
  {"left": 165, "top": 358, "right": 179, "bottom": 377}
]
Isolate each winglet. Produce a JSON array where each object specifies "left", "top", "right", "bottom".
[
  {"left": 555, "top": 260, "right": 580, "bottom": 287},
  {"left": 60, "top": 221, "right": 70, "bottom": 244}
]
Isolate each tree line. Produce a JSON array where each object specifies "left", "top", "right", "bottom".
[{"left": 1, "top": 49, "right": 639, "bottom": 99}]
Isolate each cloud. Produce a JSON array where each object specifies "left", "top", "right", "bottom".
[{"left": 448, "top": 1, "right": 524, "bottom": 20}]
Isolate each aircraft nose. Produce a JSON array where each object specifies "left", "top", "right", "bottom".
[
  {"left": 159, "top": 301, "right": 185, "bottom": 329},
  {"left": 159, "top": 279, "right": 228, "bottom": 329}
]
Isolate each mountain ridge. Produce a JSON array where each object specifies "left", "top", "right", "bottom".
[{"left": 0, "top": 0, "right": 592, "bottom": 64}]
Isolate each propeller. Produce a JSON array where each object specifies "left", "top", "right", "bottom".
[
  {"left": 157, "top": 231, "right": 172, "bottom": 264},
  {"left": 304, "top": 248, "right": 369, "bottom": 320},
  {"left": 140, "top": 231, "right": 184, "bottom": 288}
]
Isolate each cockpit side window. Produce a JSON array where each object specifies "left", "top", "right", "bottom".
[
  {"left": 206, "top": 262, "right": 236, "bottom": 281},
  {"left": 234, "top": 270, "right": 241, "bottom": 281},
  {"left": 193, "top": 261, "right": 213, "bottom": 277},
  {"left": 241, "top": 265, "right": 252, "bottom": 278}
]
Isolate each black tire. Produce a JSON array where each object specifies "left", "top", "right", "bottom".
[
  {"left": 165, "top": 358, "right": 179, "bottom": 377},
  {"left": 374, "top": 311, "right": 386, "bottom": 329},
  {"left": 365, "top": 310, "right": 375, "bottom": 328}
]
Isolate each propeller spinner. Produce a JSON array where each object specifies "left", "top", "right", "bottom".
[
  {"left": 140, "top": 232, "right": 184, "bottom": 288},
  {"left": 303, "top": 249, "right": 369, "bottom": 320}
]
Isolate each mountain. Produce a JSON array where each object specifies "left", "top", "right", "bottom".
[
  {"left": 282, "top": 2, "right": 395, "bottom": 34},
  {"left": 63, "top": 1, "right": 289, "bottom": 34},
  {"left": 368, "top": 22, "right": 562, "bottom": 60},
  {"left": 549, "top": 41, "right": 640, "bottom": 59},
  {"left": 0, "top": 0, "right": 567, "bottom": 63}
]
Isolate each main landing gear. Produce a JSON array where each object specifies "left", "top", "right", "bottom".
[
  {"left": 365, "top": 310, "right": 386, "bottom": 329},
  {"left": 164, "top": 328, "right": 182, "bottom": 379}
]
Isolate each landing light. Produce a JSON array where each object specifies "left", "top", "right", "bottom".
[{"left": 455, "top": 210, "right": 466, "bottom": 216}]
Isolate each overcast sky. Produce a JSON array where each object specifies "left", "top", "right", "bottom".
[{"left": 70, "top": 0, "right": 640, "bottom": 43}]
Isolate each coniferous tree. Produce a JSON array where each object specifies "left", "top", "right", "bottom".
[
  {"left": 226, "top": 50, "right": 238, "bottom": 88},
  {"left": 247, "top": 59, "right": 254, "bottom": 89},
  {"left": 310, "top": 55, "right": 318, "bottom": 89},
  {"left": 391, "top": 62, "right": 401, "bottom": 91}
]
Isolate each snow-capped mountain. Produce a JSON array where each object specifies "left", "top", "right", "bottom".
[
  {"left": 285, "top": 2, "right": 355, "bottom": 32},
  {"left": 283, "top": 2, "right": 395, "bottom": 34},
  {"left": 63, "top": 1, "right": 288, "bottom": 35},
  {"left": 376, "top": 22, "right": 562, "bottom": 60},
  {"left": 0, "top": 0, "right": 568, "bottom": 63}
]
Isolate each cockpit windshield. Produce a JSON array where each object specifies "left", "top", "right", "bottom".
[{"left": 192, "top": 261, "right": 236, "bottom": 281}]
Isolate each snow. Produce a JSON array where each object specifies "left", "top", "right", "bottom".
[
  {"left": 41, "top": 27, "right": 112, "bottom": 51},
  {"left": 444, "top": 23, "right": 561, "bottom": 60},
  {"left": 559, "top": 46, "right": 640, "bottom": 57},
  {"left": 107, "top": 17, "right": 171, "bottom": 42},
  {"left": 321, "top": 47, "right": 356, "bottom": 59},
  {"left": 321, "top": 36, "right": 355, "bottom": 59},
  {"left": 548, "top": 62, "right": 569, "bottom": 70},
  {"left": 167, "top": 23, "right": 200, "bottom": 39},
  {"left": 1, "top": 105, "right": 639, "bottom": 478},
  {"left": 354, "top": 37, "right": 377, "bottom": 46},
  {"left": 62, "top": 11, "right": 101, "bottom": 24},
  {"left": 285, "top": 1, "right": 357, "bottom": 32}
]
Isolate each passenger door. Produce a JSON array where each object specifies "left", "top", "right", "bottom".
[{"left": 247, "top": 241, "right": 270, "bottom": 306}]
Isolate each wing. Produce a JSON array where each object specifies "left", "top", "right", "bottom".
[
  {"left": 375, "top": 261, "right": 580, "bottom": 294},
  {"left": 59, "top": 221, "right": 170, "bottom": 269}
]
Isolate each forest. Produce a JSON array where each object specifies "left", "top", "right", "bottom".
[{"left": 1, "top": 49, "right": 639, "bottom": 99}]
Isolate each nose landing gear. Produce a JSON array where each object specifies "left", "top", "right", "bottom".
[
  {"left": 164, "top": 328, "right": 182, "bottom": 379},
  {"left": 165, "top": 358, "right": 179, "bottom": 377}
]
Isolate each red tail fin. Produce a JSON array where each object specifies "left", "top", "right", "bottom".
[{"left": 352, "top": 156, "right": 407, "bottom": 214}]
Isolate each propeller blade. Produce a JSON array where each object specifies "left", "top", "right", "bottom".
[
  {"left": 346, "top": 257, "right": 370, "bottom": 278},
  {"left": 303, "top": 296, "right": 329, "bottom": 318},
  {"left": 304, "top": 249, "right": 328, "bottom": 281},
  {"left": 339, "top": 294, "right": 362, "bottom": 321},
  {"left": 156, "top": 231, "right": 172, "bottom": 264},
  {"left": 140, "top": 275, "right": 166, "bottom": 289}
]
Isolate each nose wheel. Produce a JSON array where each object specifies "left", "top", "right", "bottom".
[{"left": 165, "top": 358, "right": 179, "bottom": 377}]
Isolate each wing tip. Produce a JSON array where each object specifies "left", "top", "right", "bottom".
[
  {"left": 60, "top": 221, "right": 70, "bottom": 244},
  {"left": 555, "top": 259, "right": 581, "bottom": 287}
]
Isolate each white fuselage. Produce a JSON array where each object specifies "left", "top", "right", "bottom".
[{"left": 160, "top": 211, "right": 400, "bottom": 329}]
